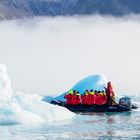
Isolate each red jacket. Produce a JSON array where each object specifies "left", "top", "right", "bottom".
[
  {"left": 95, "top": 94, "right": 104, "bottom": 105},
  {"left": 64, "top": 94, "right": 72, "bottom": 105},
  {"left": 71, "top": 94, "right": 77, "bottom": 105},
  {"left": 103, "top": 95, "right": 108, "bottom": 104},
  {"left": 92, "top": 94, "right": 96, "bottom": 105},
  {"left": 87, "top": 94, "right": 94, "bottom": 105},
  {"left": 87, "top": 94, "right": 92, "bottom": 105},
  {"left": 107, "top": 82, "right": 114, "bottom": 97},
  {"left": 81, "top": 94, "right": 88, "bottom": 105},
  {"left": 75, "top": 95, "right": 81, "bottom": 105}
]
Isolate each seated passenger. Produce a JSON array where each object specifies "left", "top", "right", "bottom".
[
  {"left": 64, "top": 90, "right": 73, "bottom": 105},
  {"left": 84, "top": 89, "right": 92, "bottom": 105},
  {"left": 88, "top": 89, "right": 95, "bottom": 105},
  {"left": 81, "top": 92, "right": 88, "bottom": 105},
  {"left": 95, "top": 91, "right": 104, "bottom": 105},
  {"left": 75, "top": 92, "right": 81, "bottom": 105},
  {"left": 102, "top": 90, "right": 108, "bottom": 104},
  {"left": 71, "top": 90, "right": 77, "bottom": 105}
]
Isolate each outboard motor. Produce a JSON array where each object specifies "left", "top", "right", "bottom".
[{"left": 119, "top": 96, "right": 132, "bottom": 110}]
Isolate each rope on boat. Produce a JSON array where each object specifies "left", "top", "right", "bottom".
[{"left": 84, "top": 104, "right": 98, "bottom": 113}]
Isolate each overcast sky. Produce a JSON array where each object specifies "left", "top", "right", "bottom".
[{"left": 0, "top": 15, "right": 140, "bottom": 96}]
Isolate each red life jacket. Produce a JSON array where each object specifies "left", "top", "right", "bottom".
[
  {"left": 88, "top": 94, "right": 92, "bottom": 105},
  {"left": 81, "top": 94, "right": 88, "bottom": 105},
  {"left": 71, "top": 94, "right": 77, "bottom": 105},
  {"left": 95, "top": 94, "right": 100, "bottom": 105},
  {"left": 64, "top": 94, "right": 72, "bottom": 105},
  {"left": 87, "top": 94, "right": 92, "bottom": 105},
  {"left": 75, "top": 95, "right": 81, "bottom": 105},
  {"left": 87, "top": 94, "right": 94, "bottom": 105},
  {"left": 64, "top": 94, "right": 68, "bottom": 104},
  {"left": 95, "top": 95, "right": 104, "bottom": 105},
  {"left": 103, "top": 95, "right": 108, "bottom": 104},
  {"left": 107, "top": 82, "right": 114, "bottom": 97},
  {"left": 91, "top": 94, "right": 96, "bottom": 105},
  {"left": 81, "top": 94, "right": 84, "bottom": 104},
  {"left": 100, "top": 95, "right": 104, "bottom": 105}
]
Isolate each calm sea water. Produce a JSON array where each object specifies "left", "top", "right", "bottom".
[{"left": 0, "top": 108, "right": 140, "bottom": 140}]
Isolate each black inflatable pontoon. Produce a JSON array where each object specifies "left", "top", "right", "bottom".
[
  {"left": 51, "top": 96, "right": 137, "bottom": 113},
  {"left": 63, "top": 104, "right": 130, "bottom": 113}
]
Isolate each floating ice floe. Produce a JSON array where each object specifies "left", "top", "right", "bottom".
[{"left": 0, "top": 64, "right": 74, "bottom": 125}]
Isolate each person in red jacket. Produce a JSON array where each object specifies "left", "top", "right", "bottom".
[
  {"left": 64, "top": 90, "right": 73, "bottom": 105},
  {"left": 71, "top": 90, "right": 77, "bottom": 105},
  {"left": 95, "top": 91, "right": 102, "bottom": 105},
  {"left": 102, "top": 90, "right": 107, "bottom": 104},
  {"left": 81, "top": 90, "right": 89, "bottom": 105},
  {"left": 75, "top": 92, "right": 81, "bottom": 105},
  {"left": 64, "top": 94, "right": 71, "bottom": 105},
  {"left": 89, "top": 90, "right": 93, "bottom": 105},
  {"left": 84, "top": 90, "right": 91, "bottom": 105},
  {"left": 81, "top": 93, "right": 87, "bottom": 105},
  {"left": 105, "top": 82, "right": 115, "bottom": 105}
]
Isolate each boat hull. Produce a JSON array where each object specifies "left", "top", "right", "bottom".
[
  {"left": 50, "top": 100, "right": 131, "bottom": 113},
  {"left": 64, "top": 104, "right": 130, "bottom": 113}
]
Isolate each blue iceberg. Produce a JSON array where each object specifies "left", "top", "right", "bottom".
[
  {"left": 71, "top": 74, "right": 108, "bottom": 93},
  {"left": 43, "top": 74, "right": 108, "bottom": 102}
]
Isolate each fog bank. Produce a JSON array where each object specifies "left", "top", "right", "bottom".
[{"left": 0, "top": 15, "right": 140, "bottom": 96}]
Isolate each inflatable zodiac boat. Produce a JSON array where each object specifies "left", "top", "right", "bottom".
[{"left": 51, "top": 96, "right": 137, "bottom": 113}]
